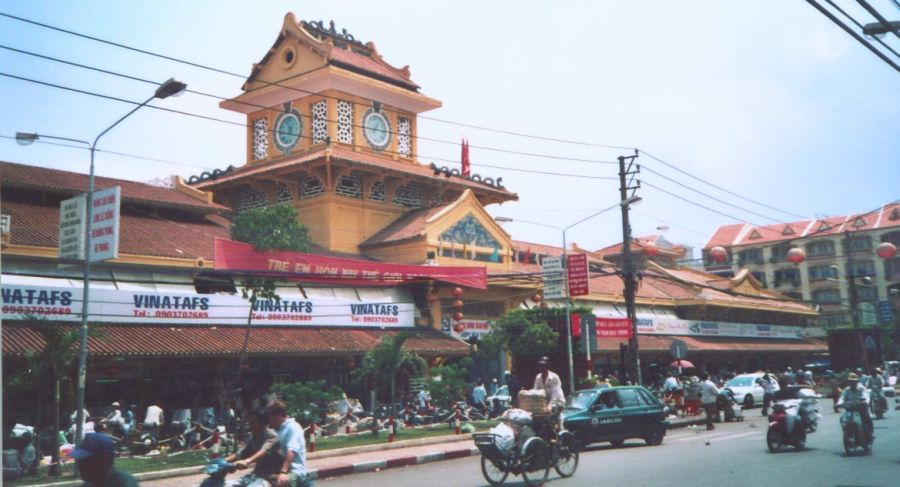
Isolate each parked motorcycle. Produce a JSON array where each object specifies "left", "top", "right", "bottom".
[
  {"left": 767, "top": 403, "right": 806, "bottom": 453},
  {"left": 840, "top": 401, "right": 873, "bottom": 455}
]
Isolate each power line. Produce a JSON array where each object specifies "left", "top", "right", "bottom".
[
  {"left": 0, "top": 44, "right": 620, "bottom": 167},
  {"left": 630, "top": 209, "right": 710, "bottom": 238},
  {"left": 638, "top": 150, "right": 809, "bottom": 220},
  {"left": 805, "top": 0, "right": 900, "bottom": 72},
  {"left": 641, "top": 165, "right": 789, "bottom": 224},
  {"left": 822, "top": 0, "right": 900, "bottom": 58},
  {"left": 0, "top": 11, "right": 635, "bottom": 151},
  {"left": 641, "top": 180, "right": 766, "bottom": 226},
  {"left": 0, "top": 71, "right": 616, "bottom": 181}
]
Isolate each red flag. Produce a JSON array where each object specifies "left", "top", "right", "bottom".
[{"left": 461, "top": 138, "right": 471, "bottom": 178}]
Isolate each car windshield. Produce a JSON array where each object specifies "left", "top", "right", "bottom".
[
  {"left": 495, "top": 386, "right": 508, "bottom": 396},
  {"left": 726, "top": 377, "right": 754, "bottom": 387},
  {"left": 566, "top": 391, "right": 597, "bottom": 410}
]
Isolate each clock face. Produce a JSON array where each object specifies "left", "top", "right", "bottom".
[
  {"left": 362, "top": 109, "right": 391, "bottom": 151},
  {"left": 273, "top": 110, "right": 302, "bottom": 154}
]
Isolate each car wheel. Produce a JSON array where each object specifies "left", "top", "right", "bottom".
[
  {"left": 744, "top": 394, "right": 754, "bottom": 409},
  {"left": 644, "top": 423, "right": 665, "bottom": 446}
]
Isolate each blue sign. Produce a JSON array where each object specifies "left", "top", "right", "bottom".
[{"left": 879, "top": 300, "right": 894, "bottom": 324}]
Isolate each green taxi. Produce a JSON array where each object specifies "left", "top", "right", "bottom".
[{"left": 562, "top": 386, "right": 667, "bottom": 448}]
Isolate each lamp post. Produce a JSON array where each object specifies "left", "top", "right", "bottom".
[
  {"left": 16, "top": 77, "right": 187, "bottom": 447},
  {"left": 495, "top": 196, "right": 641, "bottom": 393}
]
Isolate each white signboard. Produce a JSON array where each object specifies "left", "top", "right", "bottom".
[
  {"left": 59, "top": 194, "right": 86, "bottom": 260},
  {"left": 542, "top": 256, "right": 566, "bottom": 300},
  {"left": 88, "top": 186, "right": 120, "bottom": 262},
  {"left": 1, "top": 284, "right": 414, "bottom": 328},
  {"left": 632, "top": 317, "right": 802, "bottom": 340},
  {"left": 441, "top": 317, "right": 492, "bottom": 340}
]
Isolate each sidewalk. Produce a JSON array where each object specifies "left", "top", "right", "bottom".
[{"left": 26, "top": 416, "right": 709, "bottom": 486}]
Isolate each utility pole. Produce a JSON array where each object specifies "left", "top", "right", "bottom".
[
  {"left": 618, "top": 153, "right": 641, "bottom": 385},
  {"left": 844, "top": 231, "right": 869, "bottom": 371}
]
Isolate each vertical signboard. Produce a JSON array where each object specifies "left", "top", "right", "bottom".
[
  {"left": 88, "top": 186, "right": 121, "bottom": 262},
  {"left": 59, "top": 194, "right": 87, "bottom": 260},
  {"left": 542, "top": 256, "right": 566, "bottom": 299},
  {"left": 566, "top": 253, "right": 590, "bottom": 297}
]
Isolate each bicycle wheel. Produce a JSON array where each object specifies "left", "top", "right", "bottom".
[
  {"left": 521, "top": 438, "right": 550, "bottom": 486},
  {"left": 480, "top": 456, "right": 508, "bottom": 486},
  {"left": 554, "top": 432, "right": 579, "bottom": 478}
]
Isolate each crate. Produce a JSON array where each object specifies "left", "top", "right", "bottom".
[{"left": 517, "top": 389, "right": 547, "bottom": 415}]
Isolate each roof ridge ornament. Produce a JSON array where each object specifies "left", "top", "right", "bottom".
[{"left": 302, "top": 19, "right": 367, "bottom": 51}]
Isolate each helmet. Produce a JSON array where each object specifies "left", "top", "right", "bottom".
[
  {"left": 847, "top": 372, "right": 859, "bottom": 381},
  {"left": 111, "top": 401, "right": 120, "bottom": 407},
  {"left": 537, "top": 356, "right": 550, "bottom": 366},
  {"left": 875, "top": 367, "right": 883, "bottom": 373}
]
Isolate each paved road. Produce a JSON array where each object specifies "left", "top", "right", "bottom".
[{"left": 146, "top": 406, "right": 900, "bottom": 486}]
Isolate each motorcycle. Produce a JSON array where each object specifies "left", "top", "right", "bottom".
[
  {"left": 840, "top": 401, "right": 873, "bottom": 455},
  {"left": 197, "top": 458, "right": 273, "bottom": 487},
  {"left": 766, "top": 403, "right": 806, "bottom": 453},
  {"left": 776, "top": 386, "right": 821, "bottom": 433},
  {"left": 869, "top": 390, "right": 887, "bottom": 420}
]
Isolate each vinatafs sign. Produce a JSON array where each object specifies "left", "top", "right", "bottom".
[{"left": 1, "top": 284, "right": 413, "bottom": 328}]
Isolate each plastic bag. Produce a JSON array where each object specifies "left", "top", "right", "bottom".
[
  {"left": 500, "top": 408, "right": 533, "bottom": 426},
  {"left": 489, "top": 422, "right": 516, "bottom": 455}
]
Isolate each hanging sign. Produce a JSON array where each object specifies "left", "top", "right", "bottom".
[
  {"left": 541, "top": 256, "right": 566, "bottom": 300},
  {"left": 566, "top": 254, "right": 590, "bottom": 297},
  {"left": 87, "top": 186, "right": 121, "bottom": 262},
  {"left": 59, "top": 194, "right": 87, "bottom": 260},
  {"left": 595, "top": 317, "right": 633, "bottom": 338}
]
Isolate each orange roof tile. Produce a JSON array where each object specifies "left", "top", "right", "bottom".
[
  {"left": 2, "top": 324, "right": 469, "bottom": 358},
  {"left": 360, "top": 204, "right": 450, "bottom": 247},
  {"left": 1, "top": 161, "right": 226, "bottom": 214}
]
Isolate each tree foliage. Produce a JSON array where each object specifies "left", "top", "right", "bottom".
[
  {"left": 480, "top": 309, "right": 560, "bottom": 358},
  {"left": 425, "top": 357, "right": 473, "bottom": 408},
  {"left": 351, "top": 332, "right": 426, "bottom": 405},
  {"left": 270, "top": 379, "right": 344, "bottom": 426},
  {"left": 230, "top": 204, "right": 311, "bottom": 253}
]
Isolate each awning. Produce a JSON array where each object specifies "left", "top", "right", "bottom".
[
  {"left": 595, "top": 334, "right": 828, "bottom": 353},
  {"left": 2, "top": 324, "right": 470, "bottom": 358}
]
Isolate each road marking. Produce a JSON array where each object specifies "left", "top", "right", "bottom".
[{"left": 667, "top": 431, "right": 760, "bottom": 443}]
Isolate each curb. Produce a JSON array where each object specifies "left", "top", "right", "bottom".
[
  {"left": 309, "top": 447, "right": 480, "bottom": 480},
  {"left": 309, "top": 432, "right": 471, "bottom": 459}
]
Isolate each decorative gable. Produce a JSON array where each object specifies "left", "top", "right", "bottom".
[
  {"left": 851, "top": 217, "right": 866, "bottom": 228},
  {"left": 748, "top": 229, "right": 762, "bottom": 240},
  {"left": 782, "top": 225, "right": 796, "bottom": 236},
  {"left": 818, "top": 222, "right": 832, "bottom": 232},
  {"left": 891, "top": 208, "right": 900, "bottom": 221},
  {"left": 440, "top": 214, "right": 500, "bottom": 248}
]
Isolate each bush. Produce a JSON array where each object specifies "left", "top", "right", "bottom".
[
  {"left": 270, "top": 380, "right": 344, "bottom": 426},
  {"left": 426, "top": 358, "right": 473, "bottom": 408}
]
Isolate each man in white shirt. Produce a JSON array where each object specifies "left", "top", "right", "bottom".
[
  {"left": 143, "top": 404, "right": 164, "bottom": 437},
  {"left": 267, "top": 401, "right": 313, "bottom": 487},
  {"left": 105, "top": 402, "right": 125, "bottom": 437},
  {"left": 698, "top": 373, "right": 720, "bottom": 430},
  {"left": 533, "top": 356, "right": 566, "bottom": 411},
  {"left": 757, "top": 372, "right": 777, "bottom": 416}
]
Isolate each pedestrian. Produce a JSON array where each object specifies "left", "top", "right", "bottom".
[
  {"left": 267, "top": 401, "right": 314, "bottom": 487},
  {"left": 757, "top": 371, "right": 777, "bottom": 416},
  {"left": 699, "top": 373, "right": 719, "bottom": 430},
  {"left": 505, "top": 371, "right": 522, "bottom": 406},
  {"left": 489, "top": 378, "right": 499, "bottom": 397},
  {"left": 472, "top": 380, "right": 487, "bottom": 410},
  {"left": 71, "top": 432, "right": 138, "bottom": 486}
]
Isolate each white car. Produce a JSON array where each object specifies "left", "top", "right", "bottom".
[
  {"left": 723, "top": 373, "right": 780, "bottom": 408},
  {"left": 487, "top": 385, "right": 511, "bottom": 407}
]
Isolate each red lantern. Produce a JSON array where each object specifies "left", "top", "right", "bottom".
[
  {"left": 787, "top": 247, "right": 806, "bottom": 265},
  {"left": 643, "top": 243, "right": 660, "bottom": 257},
  {"left": 453, "top": 323, "right": 464, "bottom": 333},
  {"left": 532, "top": 294, "right": 542, "bottom": 303},
  {"left": 452, "top": 287, "right": 464, "bottom": 298},
  {"left": 452, "top": 299, "right": 464, "bottom": 309},
  {"left": 876, "top": 242, "right": 897, "bottom": 260},
  {"left": 709, "top": 246, "right": 728, "bottom": 263},
  {"left": 453, "top": 311, "right": 464, "bottom": 321}
]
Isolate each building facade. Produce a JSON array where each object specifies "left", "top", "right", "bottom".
[{"left": 703, "top": 203, "right": 900, "bottom": 329}]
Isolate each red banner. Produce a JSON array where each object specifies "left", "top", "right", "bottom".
[
  {"left": 214, "top": 238, "right": 487, "bottom": 289},
  {"left": 596, "top": 317, "right": 633, "bottom": 338}
]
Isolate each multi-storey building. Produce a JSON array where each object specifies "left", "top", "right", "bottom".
[{"left": 703, "top": 203, "right": 900, "bottom": 328}]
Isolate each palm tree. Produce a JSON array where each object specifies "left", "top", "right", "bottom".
[
  {"left": 15, "top": 320, "right": 82, "bottom": 476},
  {"left": 352, "top": 331, "right": 426, "bottom": 410}
]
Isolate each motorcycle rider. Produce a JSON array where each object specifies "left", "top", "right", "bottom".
[
  {"left": 869, "top": 367, "right": 886, "bottom": 412},
  {"left": 104, "top": 402, "right": 126, "bottom": 437},
  {"left": 222, "top": 408, "right": 282, "bottom": 486},
  {"left": 838, "top": 373, "right": 874, "bottom": 440}
]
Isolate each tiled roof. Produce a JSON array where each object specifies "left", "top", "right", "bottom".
[
  {"left": 595, "top": 334, "right": 827, "bottom": 353},
  {"left": 1, "top": 161, "right": 226, "bottom": 213},
  {"left": 360, "top": 204, "right": 450, "bottom": 247},
  {"left": 2, "top": 324, "right": 469, "bottom": 358},
  {"left": 511, "top": 240, "right": 565, "bottom": 257},
  {"left": 704, "top": 202, "right": 900, "bottom": 249},
  {"left": 190, "top": 147, "right": 517, "bottom": 200},
  {"left": 329, "top": 46, "right": 418, "bottom": 90},
  {"left": 598, "top": 235, "right": 686, "bottom": 258},
  {"left": 2, "top": 200, "right": 229, "bottom": 260}
]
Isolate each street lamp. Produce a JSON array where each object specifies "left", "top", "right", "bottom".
[
  {"left": 496, "top": 195, "right": 641, "bottom": 394},
  {"left": 862, "top": 20, "right": 900, "bottom": 38},
  {"left": 16, "top": 77, "right": 187, "bottom": 448}
]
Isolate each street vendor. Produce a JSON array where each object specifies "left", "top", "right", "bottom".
[{"left": 533, "top": 356, "right": 566, "bottom": 411}]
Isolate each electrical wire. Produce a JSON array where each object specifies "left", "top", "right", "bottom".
[
  {"left": 0, "top": 11, "right": 635, "bottom": 151},
  {"left": 641, "top": 180, "right": 767, "bottom": 226},
  {"left": 0, "top": 71, "right": 617, "bottom": 181},
  {"left": 823, "top": 0, "right": 900, "bottom": 57}
]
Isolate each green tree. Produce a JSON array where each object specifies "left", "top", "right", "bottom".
[
  {"left": 9, "top": 320, "right": 88, "bottom": 476},
  {"left": 270, "top": 380, "right": 344, "bottom": 426},
  {"left": 425, "top": 357, "right": 473, "bottom": 408},
  {"left": 352, "top": 332, "right": 426, "bottom": 408},
  {"left": 230, "top": 204, "right": 311, "bottom": 381},
  {"left": 480, "top": 309, "right": 560, "bottom": 358}
]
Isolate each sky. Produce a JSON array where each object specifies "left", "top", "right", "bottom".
[{"left": 1, "top": 1, "right": 898, "bottom": 258}]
